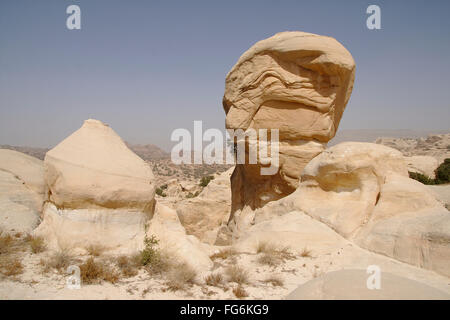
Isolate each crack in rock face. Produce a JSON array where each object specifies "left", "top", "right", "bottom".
[{"left": 222, "top": 31, "right": 356, "bottom": 216}]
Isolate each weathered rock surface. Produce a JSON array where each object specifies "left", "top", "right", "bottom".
[
  {"left": 35, "top": 119, "right": 156, "bottom": 253},
  {"left": 0, "top": 149, "right": 45, "bottom": 232},
  {"left": 234, "top": 210, "right": 348, "bottom": 255},
  {"left": 0, "top": 149, "right": 45, "bottom": 199},
  {"left": 44, "top": 119, "right": 155, "bottom": 212},
  {"left": 176, "top": 168, "right": 232, "bottom": 244},
  {"left": 223, "top": 31, "right": 355, "bottom": 220},
  {"left": 404, "top": 155, "right": 439, "bottom": 178},
  {"left": 147, "top": 203, "right": 213, "bottom": 272},
  {"left": 293, "top": 142, "right": 409, "bottom": 237},
  {"left": 0, "top": 170, "right": 41, "bottom": 233},
  {"left": 286, "top": 269, "right": 449, "bottom": 300},
  {"left": 223, "top": 142, "right": 450, "bottom": 277}
]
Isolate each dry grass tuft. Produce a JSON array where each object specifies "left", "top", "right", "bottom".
[
  {"left": 116, "top": 254, "right": 140, "bottom": 278},
  {"left": 226, "top": 265, "right": 249, "bottom": 285},
  {"left": 210, "top": 248, "right": 236, "bottom": 260},
  {"left": 165, "top": 262, "right": 197, "bottom": 291},
  {"left": 29, "top": 236, "right": 47, "bottom": 254},
  {"left": 0, "top": 257, "right": 24, "bottom": 276},
  {"left": 86, "top": 244, "right": 105, "bottom": 257},
  {"left": 256, "top": 242, "right": 296, "bottom": 266},
  {"left": 300, "top": 247, "right": 312, "bottom": 258},
  {"left": 204, "top": 273, "right": 223, "bottom": 287},
  {"left": 40, "top": 249, "right": 74, "bottom": 272},
  {"left": 232, "top": 285, "right": 248, "bottom": 299},
  {"left": 263, "top": 275, "right": 284, "bottom": 287},
  {"left": 256, "top": 241, "right": 276, "bottom": 254},
  {"left": 0, "top": 232, "right": 14, "bottom": 254},
  {"left": 80, "top": 257, "right": 119, "bottom": 284}
]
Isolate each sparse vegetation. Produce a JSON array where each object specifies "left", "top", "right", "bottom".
[
  {"left": 263, "top": 275, "right": 284, "bottom": 287},
  {"left": 140, "top": 235, "right": 160, "bottom": 266},
  {"left": 0, "top": 257, "right": 24, "bottom": 276},
  {"left": 300, "top": 247, "right": 312, "bottom": 258},
  {"left": 408, "top": 158, "right": 450, "bottom": 185},
  {"left": 256, "top": 241, "right": 296, "bottom": 266},
  {"left": 86, "top": 244, "right": 105, "bottom": 257},
  {"left": 226, "top": 265, "right": 249, "bottom": 285},
  {"left": 435, "top": 158, "right": 450, "bottom": 184},
  {"left": 28, "top": 236, "right": 47, "bottom": 254},
  {"left": 210, "top": 248, "right": 236, "bottom": 260},
  {"left": 165, "top": 263, "right": 197, "bottom": 291},
  {"left": 204, "top": 273, "right": 223, "bottom": 287},
  {"left": 199, "top": 175, "right": 214, "bottom": 187},
  {"left": 155, "top": 187, "right": 167, "bottom": 197},
  {"left": 232, "top": 285, "right": 248, "bottom": 298},
  {"left": 409, "top": 171, "right": 435, "bottom": 185},
  {"left": 41, "top": 249, "right": 74, "bottom": 271},
  {"left": 116, "top": 254, "right": 140, "bottom": 278},
  {"left": 79, "top": 257, "right": 119, "bottom": 284},
  {"left": 0, "top": 232, "right": 14, "bottom": 254}
]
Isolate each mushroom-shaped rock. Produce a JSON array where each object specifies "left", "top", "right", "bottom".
[{"left": 223, "top": 31, "right": 355, "bottom": 221}]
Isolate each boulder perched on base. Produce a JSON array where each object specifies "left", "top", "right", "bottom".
[{"left": 35, "top": 119, "right": 156, "bottom": 253}]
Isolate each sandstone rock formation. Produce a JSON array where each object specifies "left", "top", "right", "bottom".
[
  {"left": 223, "top": 31, "right": 356, "bottom": 217},
  {"left": 35, "top": 119, "right": 156, "bottom": 253},
  {"left": 176, "top": 168, "right": 233, "bottom": 244},
  {"left": 404, "top": 155, "right": 439, "bottom": 178},
  {"left": 147, "top": 203, "right": 213, "bottom": 273},
  {"left": 0, "top": 149, "right": 46, "bottom": 199},
  {"left": 286, "top": 269, "right": 449, "bottom": 300},
  {"left": 0, "top": 150, "right": 45, "bottom": 232}
]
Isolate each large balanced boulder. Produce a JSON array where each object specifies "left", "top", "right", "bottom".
[
  {"left": 0, "top": 150, "right": 45, "bottom": 232},
  {"left": 223, "top": 31, "right": 355, "bottom": 222},
  {"left": 35, "top": 119, "right": 156, "bottom": 253}
]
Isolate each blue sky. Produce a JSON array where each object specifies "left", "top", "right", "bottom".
[{"left": 0, "top": 0, "right": 449, "bottom": 150}]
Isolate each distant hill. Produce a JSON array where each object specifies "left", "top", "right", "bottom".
[
  {"left": 125, "top": 143, "right": 170, "bottom": 161},
  {"left": 0, "top": 145, "right": 49, "bottom": 160},
  {"left": 0, "top": 143, "right": 169, "bottom": 162},
  {"left": 330, "top": 129, "right": 450, "bottom": 146}
]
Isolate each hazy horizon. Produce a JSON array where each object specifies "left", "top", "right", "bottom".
[{"left": 1, "top": 0, "right": 449, "bottom": 150}]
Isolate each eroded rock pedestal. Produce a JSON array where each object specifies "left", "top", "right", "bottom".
[{"left": 223, "top": 31, "right": 356, "bottom": 217}]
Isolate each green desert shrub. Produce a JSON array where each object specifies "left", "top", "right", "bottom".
[
  {"left": 435, "top": 158, "right": 450, "bottom": 184},
  {"left": 408, "top": 171, "right": 435, "bottom": 185},
  {"left": 199, "top": 175, "right": 214, "bottom": 187},
  {"left": 408, "top": 158, "right": 450, "bottom": 185},
  {"left": 155, "top": 187, "right": 167, "bottom": 197}
]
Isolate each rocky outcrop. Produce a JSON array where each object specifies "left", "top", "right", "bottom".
[
  {"left": 224, "top": 142, "right": 450, "bottom": 276},
  {"left": 0, "top": 149, "right": 45, "bottom": 199},
  {"left": 44, "top": 119, "right": 155, "bottom": 212},
  {"left": 223, "top": 31, "right": 355, "bottom": 219},
  {"left": 404, "top": 155, "right": 439, "bottom": 178},
  {"left": 147, "top": 203, "right": 213, "bottom": 272},
  {"left": 176, "top": 168, "right": 233, "bottom": 244},
  {"left": 286, "top": 269, "right": 449, "bottom": 300},
  {"left": 0, "top": 150, "right": 45, "bottom": 232},
  {"left": 35, "top": 119, "right": 156, "bottom": 253}
]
